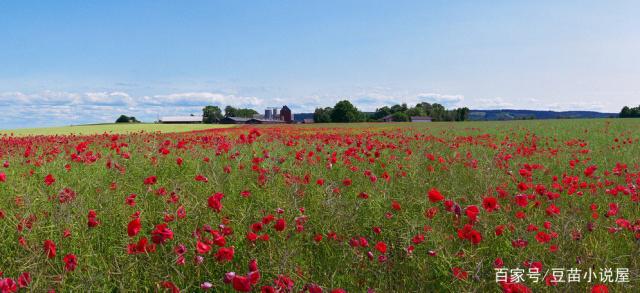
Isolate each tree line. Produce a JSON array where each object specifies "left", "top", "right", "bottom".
[
  {"left": 314, "top": 100, "right": 469, "bottom": 123},
  {"left": 620, "top": 105, "right": 640, "bottom": 118},
  {"left": 202, "top": 106, "right": 258, "bottom": 123}
]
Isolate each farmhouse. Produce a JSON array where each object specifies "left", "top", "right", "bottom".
[
  {"left": 159, "top": 116, "right": 203, "bottom": 123},
  {"left": 220, "top": 117, "right": 253, "bottom": 124},
  {"left": 411, "top": 116, "right": 432, "bottom": 122},
  {"left": 219, "top": 117, "right": 286, "bottom": 124},
  {"left": 381, "top": 114, "right": 394, "bottom": 122}
]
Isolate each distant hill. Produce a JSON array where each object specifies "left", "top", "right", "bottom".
[
  {"left": 468, "top": 109, "right": 617, "bottom": 120},
  {"left": 293, "top": 112, "right": 315, "bottom": 122}
]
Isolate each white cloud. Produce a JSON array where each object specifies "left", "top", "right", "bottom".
[
  {"left": 0, "top": 90, "right": 265, "bottom": 128},
  {"left": 469, "top": 97, "right": 515, "bottom": 109},
  {"left": 414, "top": 93, "right": 464, "bottom": 107},
  {"left": 145, "top": 92, "right": 264, "bottom": 108},
  {"left": 544, "top": 101, "right": 606, "bottom": 111}
]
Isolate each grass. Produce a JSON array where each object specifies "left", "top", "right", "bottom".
[
  {"left": 0, "top": 119, "right": 639, "bottom": 292},
  {"left": 0, "top": 123, "right": 235, "bottom": 136}
]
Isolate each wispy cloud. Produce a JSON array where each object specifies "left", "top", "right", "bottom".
[{"left": 0, "top": 90, "right": 264, "bottom": 129}]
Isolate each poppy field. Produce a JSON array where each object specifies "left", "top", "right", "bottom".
[{"left": 0, "top": 119, "right": 639, "bottom": 292}]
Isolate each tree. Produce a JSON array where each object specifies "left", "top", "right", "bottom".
[
  {"left": 236, "top": 108, "right": 258, "bottom": 118},
  {"left": 115, "top": 115, "right": 139, "bottom": 123},
  {"left": 224, "top": 106, "right": 237, "bottom": 117},
  {"left": 202, "top": 106, "right": 223, "bottom": 123},
  {"left": 224, "top": 106, "right": 257, "bottom": 118},
  {"left": 406, "top": 106, "right": 426, "bottom": 117},
  {"left": 331, "top": 100, "right": 364, "bottom": 123},
  {"left": 620, "top": 106, "right": 633, "bottom": 118},
  {"left": 372, "top": 106, "right": 392, "bottom": 120},
  {"left": 453, "top": 107, "right": 470, "bottom": 121},
  {"left": 619, "top": 105, "right": 640, "bottom": 118},
  {"left": 391, "top": 112, "right": 410, "bottom": 122},
  {"left": 314, "top": 107, "right": 333, "bottom": 123},
  {"left": 116, "top": 115, "right": 129, "bottom": 123}
]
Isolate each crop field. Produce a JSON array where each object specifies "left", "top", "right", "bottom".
[
  {"left": 0, "top": 119, "right": 639, "bottom": 292},
  {"left": 0, "top": 123, "right": 235, "bottom": 137}
]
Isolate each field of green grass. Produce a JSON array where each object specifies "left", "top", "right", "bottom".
[
  {"left": 0, "top": 119, "right": 639, "bottom": 292},
  {"left": 0, "top": 123, "right": 235, "bottom": 136}
]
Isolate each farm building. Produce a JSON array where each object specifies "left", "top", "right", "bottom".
[
  {"left": 280, "top": 105, "right": 293, "bottom": 123},
  {"left": 410, "top": 116, "right": 432, "bottom": 122},
  {"left": 220, "top": 117, "right": 286, "bottom": 124},
  {"left": 159, "top": 116, "right": 203, "bottom": 124},
  {"left": 381, "top": 114, "right": 394, "bottom": 122},
  {"left": 220, "top": 117, "right": 253, "bottom": 124},
  {"left": 248, "top": 119, "right": 285, "bottom": 124}
]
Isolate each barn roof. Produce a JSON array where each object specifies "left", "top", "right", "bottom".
[
  {"left": 221, "top": 117, "right": 253, "bottom": 122},
  {"left": 160, "top": 116, "right": 203, "bottom": 122}
]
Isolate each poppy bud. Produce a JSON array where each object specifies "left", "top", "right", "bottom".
[{"left": 224, "top": 272, "right": 236, "bottom": 284}]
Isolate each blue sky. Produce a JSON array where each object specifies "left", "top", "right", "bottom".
[{"left": 1, "top": 1, "right": 639, "bottom": 128}]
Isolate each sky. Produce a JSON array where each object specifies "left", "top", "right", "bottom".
[{"left": 1, "top": 0, "right": 639, "bottom": 128}]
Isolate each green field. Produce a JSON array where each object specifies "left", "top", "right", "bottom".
[
  {"left": 0, "top": 123, "right": 235, "bottom": 136},
  {"left": 1, "top": 119, "right": 639, "bottom": 292}
]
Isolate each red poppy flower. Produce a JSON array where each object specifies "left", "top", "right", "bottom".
[
  {"left": 535, "top": 231, "right": 551, "bottom": 244},
  {"left": 150, "top": 223, "right": 174, "bottom": 244},
  {"left": 127, "top": 237, "right": 156, "bottom": 254},
  {"left": 196, "top": 241, "right": 211, "bottom": 254},
  {"left": 584, "top": 165, "right": 597, "bottom": 177},
  {"left": 465, "top": 205, "right": 479, "bottom": 222},
  {"left": 428, "top": 188, "right": 445, "bottom": 202},
  {"left": 374, "top": 241, "right": 387, "bottom": 254},
  {"left": 63, "top": 254, "right": 78, "bottom": 271},
  {"left": 208, "top": 192, "right": 224, "bottom": 212},
  {"left": 127, "top": 218, "right": 141, "bottom": 237},
  {"left": 176, "top": 206, "right": 186, "bottom": 219},
  {"left": 274, "top": 218, "right": 286, "bottom": 232},
  {"left": 143, "top": 175, "right": 157, "bottom": 185},
  {"left": 232, "top": 275, "right": 251, "bottom": 292},
  {"left": 500, "top": 282, "right": 532, "bottom": 293},
  {"left": 17, "top": 272, "right": 31, "bottom": 288},
  {"left": 0, "top": 172, "right": 6, "bottom": 182},
  {"left": 125, "top": 194, "right": 137, "bottom": 206},
  {"left": 452, "top": 267, "right": 468, "bottom": 280},
  {"left": 215, "top": 246, "right": 235, "bottom": 262},
  {"left": 545, "top": 204, "right": 561, "bottom": 216},
  {"left": 44, "top": 174, "right": 56, "bottom": 186},
  {"left": 58, "top": 188, "right": 77, "bottom": 203},
  {"left": 0, "top": 278, "right": 17, "bottom": 292},
  {"left": 43, "top": 239, "right": 56, "bottom": 259},
  {"left": 482, "top": 197, "right": 499, "bottom": 212},
  {"left": 161, "top": 281, "right": 180, "bottom": 293},
  {"left": 591, "top": 284, "right": 609, "bottom": 293},
  {"left": 87, "top": 210, "right": 99, "bottom": 228}
]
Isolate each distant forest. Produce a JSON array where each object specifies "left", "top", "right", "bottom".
[
  {"left": 313, "top": 100, "right": 469, "bottom": 123},
  {"left": 619, "top": 105, "right": 640, "bottom": 118}
]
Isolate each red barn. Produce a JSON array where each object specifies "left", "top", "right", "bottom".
[{"left": 280, "top": 105, "right": 292, "bottom": 123}]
